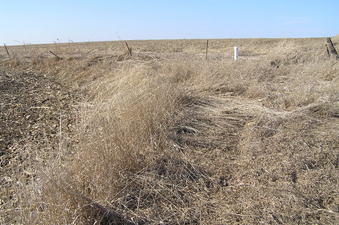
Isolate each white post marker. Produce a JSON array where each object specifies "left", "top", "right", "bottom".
[{"left": 234, "top": 46, "right": 239, "bottom": 60}]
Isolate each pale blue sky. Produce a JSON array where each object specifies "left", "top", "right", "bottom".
[{"left": 1, "top": 0, "right": 338, "bottom": 45}]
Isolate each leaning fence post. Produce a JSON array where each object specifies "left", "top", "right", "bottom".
[
  {"left": 125, "top": 42, "right": 132, "bottom": 56},
  {"left": 326, "top": 37, "right": 338, "bottom": 59},
  {"left": 4, "top": 44, "right": 10, "bottom": 58},
  {"left": 234, "top": 46, "right": 239, "bottom": 60},
  {"left": 49, "top": 51, "right": 63, "bottom": 60}
]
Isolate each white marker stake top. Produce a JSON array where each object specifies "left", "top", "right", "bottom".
[{"left": 234, "top": 46, "right": 239, "bottom": 60}]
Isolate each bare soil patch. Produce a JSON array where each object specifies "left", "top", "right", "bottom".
[
  {"left": 0, "top": 71, "right": 80, "bottom": 220},
  {"left": 0, "top": 71, "right": 79, "bottom": 155}
]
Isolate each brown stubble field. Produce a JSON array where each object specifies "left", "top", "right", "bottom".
[{"left": 0, "top": 37, "right": 338, "bottom": 224}]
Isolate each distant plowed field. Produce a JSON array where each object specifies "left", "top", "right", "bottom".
[{"left": 1, "top": 38, "right": 338, "bottom": 224}]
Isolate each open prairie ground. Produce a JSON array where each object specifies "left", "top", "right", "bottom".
[{"left": 0, "top": 37, "right": 338, "bottom": 224}]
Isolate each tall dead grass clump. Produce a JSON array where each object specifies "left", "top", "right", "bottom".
[
  {"left": 33, "top": 65, "right": 181, "bottom": 224},
  {"left": 72, "top": 65, "right": 180, "bottom": 195}
]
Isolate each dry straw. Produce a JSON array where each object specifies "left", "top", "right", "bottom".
[{"left": 0, "top": 37, "right": 338, "bottom": 224}]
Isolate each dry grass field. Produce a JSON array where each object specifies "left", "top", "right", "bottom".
[{"left": 0, "top": 37, "right": 338, "bottom": 224}]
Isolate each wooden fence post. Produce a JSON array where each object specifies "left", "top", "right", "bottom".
[
  {"left": 4, "top": 44, "right": 10, "bottom": 58},
  {"left": 205, "top": 40, "right": 209, "bottom": 60},
  {"left": 125, "top": 42, "right": 132, "bottom": 56},
  {"left": 326, "top": 38, "right": 338, "bottom": 59},
  {"left": 49, "top": 51, "right": 63, "bottom": 60}
]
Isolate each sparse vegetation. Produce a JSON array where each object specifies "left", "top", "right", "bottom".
[{"left": 0, "top": 37, "right": 338, "bottom": 224}]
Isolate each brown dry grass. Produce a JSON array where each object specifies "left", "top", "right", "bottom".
[{"left": 0, "top": 37, "right": 338, "bottom": 224}]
